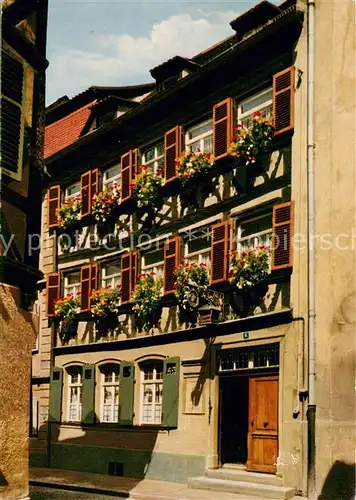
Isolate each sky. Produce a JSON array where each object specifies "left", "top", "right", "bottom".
[{"left": 46, "top": 0, "right": 270, "bottom": 105}]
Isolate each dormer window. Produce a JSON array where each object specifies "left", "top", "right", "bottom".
[{"left": 97, "top": 109, "right": 116, "bottom": 128}]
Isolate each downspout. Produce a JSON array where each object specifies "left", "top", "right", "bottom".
[{"left": 307, "top": 0, "right": 316, "bottom": 497}]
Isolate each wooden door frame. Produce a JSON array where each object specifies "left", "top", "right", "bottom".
[{"left": 218, "top": 369, "right": 279, "bottom": 470}]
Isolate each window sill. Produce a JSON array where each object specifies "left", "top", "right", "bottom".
[{"left": 57, "top": 421, "right": 175, "bottom": 432}]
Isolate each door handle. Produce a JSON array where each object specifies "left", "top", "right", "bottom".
[{"left": 263, "top": 421, "right": 268, "bottom": 427}]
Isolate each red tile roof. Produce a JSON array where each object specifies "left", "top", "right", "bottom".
[{"left": 44, "top": 101, "right": 96, "bottom": 159}]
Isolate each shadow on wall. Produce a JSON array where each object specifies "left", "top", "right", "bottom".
[
  {"left": 0, "top": 469, "right": 8, "bottom": 486},
  {"left": 318, "top": 461, "right": 356, "bottom": 500}
]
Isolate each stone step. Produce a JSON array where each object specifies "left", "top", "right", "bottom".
[
  {"left": 205, "top": 467, "right": 283, "bottom": 486},
  {"left": 187, "top": 477, "right": 295, "bottom": 499}
]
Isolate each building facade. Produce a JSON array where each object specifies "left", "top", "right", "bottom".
[
  {"left": 0, "top": 1, "right": 48, "bottom": 499},
  {"left": 30, "top": 1, "right": 355, "bottom": 498}
]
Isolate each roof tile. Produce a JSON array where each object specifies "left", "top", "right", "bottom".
[{"left": 44, "top": 101, "right": 95, "bottom": 159}]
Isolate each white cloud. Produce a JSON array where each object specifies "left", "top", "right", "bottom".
[{"left": 47, "top": 10, "right": 240, "bottom": 104}]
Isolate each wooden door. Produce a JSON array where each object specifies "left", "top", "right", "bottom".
[{"left": 246, "top": 375, "right": 278, "bottom": 473}]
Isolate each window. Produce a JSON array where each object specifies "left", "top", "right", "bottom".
[
  {"left": 64, "top": 271, "right": 81, "bottom": 298},
  {"left": 185, "top": 119, "right": 213, "bottom": 153},
  {"left": 237, "top": 213, "right": 273, "bottom": 251},
  {"left": 1, "top": 48, "right": 25, "bottom": 180},
  {"left": 184, "top": 227, "right": 211, "bottom": 266},
  {"left": 102, "top": 262, "right": 121, "bottom": 288},
  {"left": 30, "top": 396, "right": 39, "bottom": 437},
  {"left": 65, "top": 182, "right": 80, "bottom": 200},
  {"left": 104, "top": 164, "right": 121, "bottom": 190},
  {"left": 67, "top": 366, "right": 82, "bottom": 422},
  {"left": 238, "top": 88, "right": 273, "bottom": 128},
  {"left": 141, "top": 143, "right": 164, "bottom": 173},
  {"left": 141, "top": 361, "right": 163, "bottom": 425},
  {"left": 100, "top": 364, "right": 120, "bottom": 423},
  {"left": 142, "top": 247, "right": 164, "bottom": 277},
  {"left": 97, "top": 109, "right": 116, "bottom": 128}
]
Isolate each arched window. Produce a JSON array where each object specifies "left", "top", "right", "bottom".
[
  {"left": 67, "top": 366, "right": 82, "bottom": 422},
  {"left": 140, "top": 360, "right": 163, "bottom": 425},
  {"left": 100, "top": 363, "right": 120, "bottom": 423}
]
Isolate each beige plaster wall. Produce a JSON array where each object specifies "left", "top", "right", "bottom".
[
  {"left": 313, "top": 0, "right": 356, "bottom": 493},
  {"left": 0, "top": 285, "right": 37, "bottom": 500}
]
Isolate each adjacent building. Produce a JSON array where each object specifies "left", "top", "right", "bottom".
[
  {"left": 30, "top": 1, "right": 355, "bottom": 499},
  {"left": 0, "top": 0, "right": 48, "bottom": 499}
]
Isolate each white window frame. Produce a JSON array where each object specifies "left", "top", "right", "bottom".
[
  {"left": 67, "top": 367, "right": 83, "bottom": 423},
  {"left": 140, "top": 361, "right": 163, "bottom": 425},
  {"left": 184, "top": 226, "right": 211, "bottom": 266},
  {"left": 63, "top": 270, "right": 81, "bottom": 298},
  {"left": 30, "top": 396, "right": 39, "bottom": 437},
  {"left": 101, "top": 261, "right": 121, "bottom": 289},
  {"left": 185, "top": 118, "right": 213, "bottom": 154},
  {"left": 65, "top": 181, "right": 80, "bottom": 201},
  {"left": 100, "top": 364, "right": 120, "bottom": 423},
  {"left": 141, "top": 142, "right": 164, "bottom": 173},
  {"left": 141, "top": 247, "right": 164, "bottom": 278},
  {"left": 1, "top": 45, "right": 25, "bottom": 181},
  {"left": 237, "top": 213, "right": 273, "bottom": 251},
  {"left": 238, "top": 87, "right": 273, "bottom": 128},
  {"left": 103, "top": 164, "right": 121, "bottom": 190}
]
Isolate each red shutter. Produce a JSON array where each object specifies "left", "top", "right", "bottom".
[
  {"left": 91, "top": 168, "right": 102, "bottom": 199},
  {"left": 273, "top": 66, "right": 295, "bottom": 135},
  {"left": 90, "top": 263, "right": 99, "bottom": 292},
  {"left": 47, "top": 272, "right": 61, "bottom": 317},
  {"left": 81, "top": 171, "right": 91, "bottom": 217},
  {"left": 47, "top": 185, "right": 61, "bottom": 229},
  {"left": 213, "top": 98, "right": 233, "bottom": 161},
  {"left": 80, "top": 265, "right": 91, "bottom": 311},
  {"left": 164, "top": 126, "right": 181, "bottom": 183},
  {"left": 164, "top": 237, "right": 180, "bottom": 295},
  {"left": 121, "top": 253, "right": 132, "bottom": 304},
  {"left": 211, "top": 221, "right": 230, "bottom": 284},
  {"left": 121, "top": 151, "right": 132, "bottom": 202},
  {"left": 130, "top": 252, "right": 137, "bottom": 296},
  {"left": 132, "top": 149, "right": 139, "bottom": 176},
  {"left": 272, "top": 201, "right": 294, "bottom": 270}
]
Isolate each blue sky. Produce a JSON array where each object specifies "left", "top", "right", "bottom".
[{"left": 46, "top": 0, "right": 267, "bottom": 105}]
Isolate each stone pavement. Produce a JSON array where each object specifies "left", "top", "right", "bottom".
[{"left": 30, "top": 468, "right": 306, "bottom": 500}]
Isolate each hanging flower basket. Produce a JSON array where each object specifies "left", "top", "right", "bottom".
[
  {"left": 229, "top": 246, "right": 270, "bottom": 290},
  {"left": 91, "top": 286, "right": 122, "bottom": 336},
  {"left": 131, "top": 165, "right": 163, "bottom": 210},
  {"left": 176, "top": 150, "right": 215, "bottom": 185},
  {"left": 174, "top": 261, "right": 209, "bottom": 325},
  {"left": 132, "top": 273, "right": 163, "bottom": 331},
  {"left": 54, "top": 294, "right": 80, "bottom": 343},
  {"left": 57, "top": 196, "right": 81, "bottom": 230},
  {"left": 228, "top": 112, "right": 274, "bottom": 168},
  {"left": 92, "top": 184, "right": 120, "bottom": 226}
]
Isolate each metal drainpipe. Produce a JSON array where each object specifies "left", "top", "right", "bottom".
[{"left": 307, "top": 0, "right": 316, "bottom": 497}]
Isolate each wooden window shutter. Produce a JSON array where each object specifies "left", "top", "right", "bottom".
[
  {"left": 47, "top": 186, "right": 61, "bottom": 229},
  {"left": 273, "top": 66, "right": 295, "bottom": 135},
  {"left": 164, "top": 126, "right": 181, "bottom": 183},
  {"left": 121, "top": 150, "right": 132, "bottom": 202},
  {"left": 81, "top": 171, "right": 91, "bottom": 217},
  {"left": 48, "top": 367, "right": 63, "bottom": 422},
  {"left": 91, "top": 168, "right": 102, "bottom": 199},
  {"left": 47, "top": 272, "right": 61, "bottom": 317},
  {"left": 80, "top": 265, "right": 91, "bottom": 311},
  {"left": 211, "top": 221, "right": 230, "bottom": 284},
  {"left": 272, "top": 201, "right": 294, "bottom": 270},
  {"left": 82, "top": 364, "right": 96, "bottom": 424},
  {"left": 119, "top": 362, "right": 135, "bottom": 425},
  {"left": 90, "top": 263, "right": 99, "bottom": 293},
  {"left": 132, "top": 149, "right": 139, "bottom": 175},
  {"left": 1, "top": 50, "right": 24, "bottom": 180},
  {"left": 164, "top": 237, "right": 180, "bottom": 295},
  {"left": 121, "top": 252, "right": 132, "bottom": 304},
  {"left": 130, "top": 252, "right": 137, "bottom": 297},
  {"left": 162, "top": 357, "right": 180, "bottom": 428},
  {"left": 213, "top": 98, "right": 233, "bottom": 161}
]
